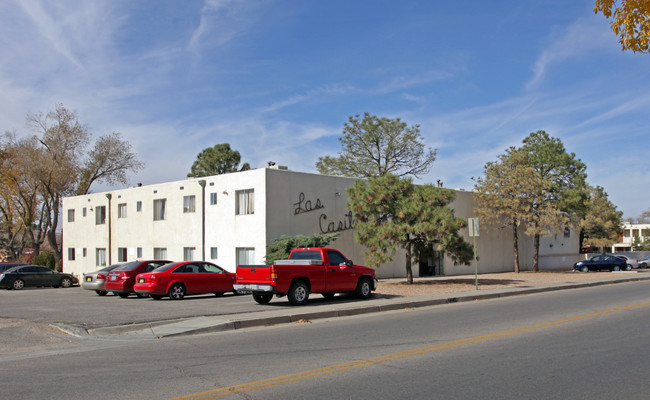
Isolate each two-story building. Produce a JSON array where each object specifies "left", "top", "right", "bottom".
[{"left": 62, "top": 167, "right": 579, "bottom": 279}]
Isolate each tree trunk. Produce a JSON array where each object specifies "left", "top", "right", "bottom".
[
  {"left": 533, "top": 233, "right": 540, "bottom": 272},
  {"left": 512, "top": 219, "right": 520, "bottom": 273},
  {"left": 405, "top": 242, "right": 413, "bottom": 284}
]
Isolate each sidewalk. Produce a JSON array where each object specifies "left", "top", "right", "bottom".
[{"left": 57, "top": 272, "right": 650, "bottom": 339}]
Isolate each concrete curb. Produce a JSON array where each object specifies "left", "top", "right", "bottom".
[{"left": 77, "top": 275, "right": 650, "bottom": 339}]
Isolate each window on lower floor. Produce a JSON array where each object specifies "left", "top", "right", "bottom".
[
  {"left": 67, "top": 209, "right": 75, "bottom": 222},
  {"left": 67, "top": 248, "right": 75, "bottom": 260},
  {"left": 118, "top": 248, "right": 127, "bottom": 262},
  {"left": 82, "top": 248, "right": 87, "bottom": 257},
  {"left": 184, "top": 247, "right": 196, "bottom": 261},
  {"left": 137, "top": 247, "right": 143, "bottom": 258},
  {"left": 153, "top": 247, "right": 167, "bottom": 259},
  {"left": 236, "top": 247, "right": 255, "bottom": 265},
  {"left": 210, "top": 247, "right": 218, "bottom": 259},
  {"left": 96, "top": 248, "right": 107, "bottom": 267}
]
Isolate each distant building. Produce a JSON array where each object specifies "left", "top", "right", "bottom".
[
  {"left": 62, "top": 167, "right": 579, "bottom": 279},
  {"left": 612, "top": 222, "right": 650, "bottom": 252}
]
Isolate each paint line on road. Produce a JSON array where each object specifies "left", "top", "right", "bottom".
[{"left": 168, "top": 300, "right": 650, "bottom": 400}]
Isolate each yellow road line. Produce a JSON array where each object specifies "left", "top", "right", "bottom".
[{"left": 169, "top": 300, "right": 650, "bottom": 400}]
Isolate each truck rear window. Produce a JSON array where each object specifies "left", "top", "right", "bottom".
[{"left": 289, "top": 250, "right": 321, "bottom": 261}]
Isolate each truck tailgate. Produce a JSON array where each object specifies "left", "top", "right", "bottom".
[{"left": 236, "top": 265, "right": 273, "bottom": 283}]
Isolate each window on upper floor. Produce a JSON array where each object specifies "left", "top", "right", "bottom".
[
  {"left": 210, "top": 192, "right": 217, "bottom": 205},
  {"left": 183, "top": 195, "right": 196, "bottom": 213},
  {"left": 235, "top": 189, "right": 254, "bottom": 215},
  {"left": 95, "top": 206, "right": 106, "bottom": 225},
  {"left": 118, "top": 203, "right": 127, "bottom": 218},
  {"left": 153, "top": 199, "right": 166, "bottom": 221},
  {"left": 67, "top": 209, "right": 75, "bottom": 222}
]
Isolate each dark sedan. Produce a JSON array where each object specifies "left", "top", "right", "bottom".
[
  {"left": 0, "top": 265, "right": 78, "bottom": 290},
  {"left": 573, "top": 254, "right": 626, "bottom": 272}
]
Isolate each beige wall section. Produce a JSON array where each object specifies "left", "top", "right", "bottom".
[{"left": 62, "top": 168, "right": 580, "bottom": 280}]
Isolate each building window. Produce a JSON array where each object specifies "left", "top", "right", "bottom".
[
  {"left": 83, "top": 248, "right": 87, "bottom": 257},
  {"left": 210, "top": 192, "right": 217, "bottom": 205},
  {"left": 210, "top": 247, "right": 218, "bottom": 259},
  {"left": 118, "top": 247, "right": 127, "bottom": 262},
  {"left": 153, "top": 199, "right": 167, "bottom": 221},
  {"left": 96, "top": 248, "right": 107, "bottom": 267},
  {"left": 183, "top": 247, "right": 196, "bottom": 261},
  {"left": 67, "top": 248, "right": 75, "bottom": 261},
  {"left": 118, "top": 203, "right": 127, "bottom": 218},
  {"left": 82, "top": 207, "right": 87, "bottom": 217},
  {"left": 183, "top": 195, "right": 196, "bottom": 213},
  {"left": 67, "top": 209, "right": 75, "bottom": 222},
  {"left": 137, "top": 201, "right": 142, "bottom": 212},
  {"left": 95, "top": 206, "right": 106, "bottom": 225},
  {"left": 153, "top": 247, "right": 167, "bottom": 259},
  {"left": 236, "top": 247, "right": 255, "bottom": 265},
  {"left": 235, "top": 189, "right": 254, "bottom": 215},
  {"left": 137, "top": 247, "right": 143, "bottom": 258}
]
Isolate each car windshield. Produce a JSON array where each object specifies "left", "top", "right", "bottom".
[
  {"left": 151, "top": 263, "right": 179, "bottom": 273},
  {"left": 114, "top": 261, "right": 142, "bottom": 271}
]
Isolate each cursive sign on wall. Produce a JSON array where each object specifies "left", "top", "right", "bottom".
[{"left": 293, "top": 192, "right": 324, "bottom": 215}]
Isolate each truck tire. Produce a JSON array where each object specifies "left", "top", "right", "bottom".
[
  {"left": 253, "top": 293, "right": 273, "bottom": 304},
  {"left": 355, "top": 277, "right": 372, "bottom": 299},
  {"left": 288, "top": 281, "right": 310, "bottom": 306}
]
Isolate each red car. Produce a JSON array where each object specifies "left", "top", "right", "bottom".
[
  {"left": 105, "top": 260, "right": 171, "bottom": 298},
  {"left": 134, "top": 261, "right": 236, "bottom": 300}
]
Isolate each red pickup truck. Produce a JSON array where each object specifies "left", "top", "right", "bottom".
[{"left": 233, "top": 247, "right": 378, "bottom": 305}]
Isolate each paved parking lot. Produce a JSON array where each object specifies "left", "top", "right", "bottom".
[{"left": 0, "top": 285, "right": 374, "bottom": 329}]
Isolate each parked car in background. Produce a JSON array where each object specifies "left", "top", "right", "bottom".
[
  {"left": 0, "top": 265, "right": 78, "bottom": 290},
  {"left": 573, "top": 254, "right": 627, "bottom": 272},
  {"left": 82, "top": 263, "right": 124, "bottom": 296},
  {"left": 637, "top": 255, "right": 650, "bottom": 269},
  {"left": 613, "top": 255, "right": 637, "bottom": 270},
  {"left": 134, "top": 261, "right": 236, "bottom": 300},
  {"left": 105, "top": 260, "right": 171, "bottom": 298},
  {"left": 0, "top": 262, "right": 28, "bottom": 273}
]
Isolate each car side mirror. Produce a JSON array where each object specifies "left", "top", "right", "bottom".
[{"left": 345, "top": 260, "right": 353, "bottom": 267}]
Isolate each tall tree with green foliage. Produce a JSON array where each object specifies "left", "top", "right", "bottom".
[
  {"left": 188, "top": 143, "right": 250, "bottom": 177},
  {"left": 348, "top": 174, "right": 473, "bottom": 284},
  {"left": 264, "top": 233, "right": 341, "bottom": 264},
  {"left": 474, "top": 149, "right": 553, "bottom": 273},
  {"left": 518, "top": 131, "right": 587, "bottom": 271},
  {"left": 316, "top": 113, "right": 436, "bottom": 178},
  {"left": 579, "top": 185, "right": 623, "bottom": 249}
]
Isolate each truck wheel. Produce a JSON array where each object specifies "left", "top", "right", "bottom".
[
  {"left": 288, "top": 281, "right": 310, "bottom": 306},
  {"left": 253, "top": 293, "right": 273, "bottom": 304},
  {"left": 355, "top": 277, "right": 372, "bottom": 299}
]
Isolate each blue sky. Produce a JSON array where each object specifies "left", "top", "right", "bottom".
[{"left": 1, "top": 0, "right": 648, "bottom": 219}]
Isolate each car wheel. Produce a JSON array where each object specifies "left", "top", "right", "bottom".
[
  {"left": 61, "top": 277, "right": 73, "bottom": 288},
  {"left": 151, "top": 295, "right": 163, "bottom": 300},
  {"left": 355, "top": 277, "right": 372, "bottom": 299},
  {"left": 626, "top": 264, "right": 633, "bottom": 271},
  {"left": 322, "top": 292, "right": 336, "bottom": 300},
  {"left": 96, "top": 290, "right": 108, "bottom": 296},
  {"left": 253, "top": 293, "right": 273, "bottom": 304},
  {"left": 581, "top": 266, "right": 589, "bottom": 273},
  {"left": 169, "top": 283, "right": 185, "bottom": 300},
  {"left": 118, "top": 293, "right": 130, "bottom": 298},
  {"left": 288, "top": 281, "right": 310, "bottom": 306},
  {"left": 12, "top": 279, "right": 24, "bottom": 290}
]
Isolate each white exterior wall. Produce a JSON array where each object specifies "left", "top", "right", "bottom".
[{"left": 62, "top": 168, "right": 580, "bottom": 280}]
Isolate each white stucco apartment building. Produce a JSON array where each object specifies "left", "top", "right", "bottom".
[{"left": 62, "top": 167, "right": 579, "bottom": 279}]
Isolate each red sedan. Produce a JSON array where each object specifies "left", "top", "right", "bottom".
[
  {"left": 105, "top": 260, "right": 172, "bottom": 298},
  {"left": 134, "top": 261, "right": 236, "bottom": 300}
]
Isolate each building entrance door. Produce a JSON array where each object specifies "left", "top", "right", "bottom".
[{"left": 419, "top": 248, "right": 443, "bottom": 277}]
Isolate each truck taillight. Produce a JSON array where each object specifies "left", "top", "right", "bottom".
[{"left": 270, "top": 266, "right": 278, "bottom": 280}]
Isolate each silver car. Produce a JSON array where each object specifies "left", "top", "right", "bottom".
[{"left": 82, "top": 263, "right": 124, "bottom": 296}]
